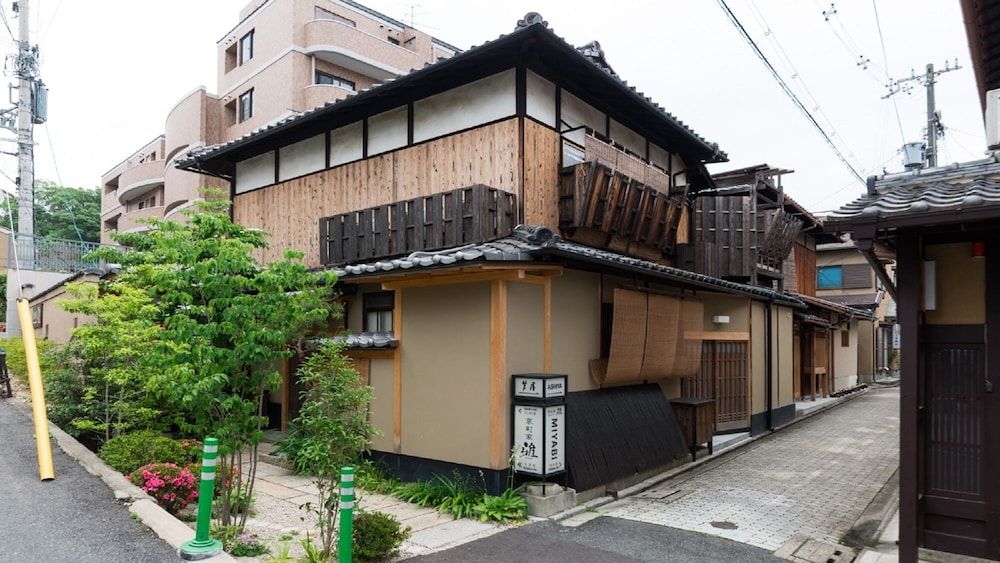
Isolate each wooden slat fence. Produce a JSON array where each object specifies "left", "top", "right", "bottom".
[
  {"left": 319, "top": 185, "right": 515, "bottom": 266},
  {"left": 681, "top": 340, "right": 749, "bottom": 430}
]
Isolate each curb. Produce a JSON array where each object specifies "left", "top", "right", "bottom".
[
  {"left": 550, "top": 387, "right": 872, "bottom": 522},
  {"left": 7, "top": 397, "right": 236, "bottom": 562}
]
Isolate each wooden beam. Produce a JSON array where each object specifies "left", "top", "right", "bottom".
[
  {"left": 543, "top": 276, "right": 552, "bottom": 372},
  {"left": 490, "top": 279, "right": 508, "bottom": 469},
  {"left": 383, "top": 270, "right": 527, "bottom": 290},
  {"left": 691, "top": 331, "right": 751, "bottom": 342},
  {"left": 393, "top": 289, "right": 403, "bottom": 453}
]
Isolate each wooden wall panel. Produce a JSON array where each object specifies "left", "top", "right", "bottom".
[
  {"left": 233, "top": 118, "right": 522, "bottom": 267},
  {"left": 522, "top": 119, "right": 561, "bottom": 230}
]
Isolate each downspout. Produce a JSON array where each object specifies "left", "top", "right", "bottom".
[{"left": 766, "top": 300, "right": 773, "bottom": 431}]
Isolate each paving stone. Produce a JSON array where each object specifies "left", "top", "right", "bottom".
[
  {"left": 407, "top": 518, "right": 499, "bottom": 550},
  {"left": 254, "top": 479, "right": 304, "bottom": 500},
  {"left": 603, "top": 388, "right": 900, "bottom": 552},
  {"left": 267, "top": 474, "right": 314, "bottom": 489}
]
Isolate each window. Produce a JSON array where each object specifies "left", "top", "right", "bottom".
[
  {"left": 387, "top": 36, "right": 400, "bottom": 45},
  {"left": 817, "top": 265, "right": 843, "bottom": 289},
  {"left": 315, "top": 6, "right": 355, "bottom": 26},
  {"left": 239, "top": 89, "right": 254, "bottom": 123},
  {"left": 841, "top": 330, "right": 850, "bottom": 347},
  {"left": 137, "top": 195, "right": 156, "bottom": 210},
  {"left": 239, "top": 30, "right": 254, "bottom": 65},
  {"left": 363, "top": 291, "right": 394, "bottom": 332},
  {"left": 315, "top": 70, "right": 355, "bottom": 91}
]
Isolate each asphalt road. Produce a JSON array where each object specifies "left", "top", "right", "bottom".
[
  {"left": 0, "top": 400, "right": 177, "bottom": 563},
  {"left": 412, "top": 517, "right": 782, "bottom": 562}
]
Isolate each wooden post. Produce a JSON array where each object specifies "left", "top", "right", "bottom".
[
  {"left": 280, "top": 357, "right": 290, "bottom": 432},
  {"left": 393, "top": 289, "right": 403, "bottom": 453},
  {"left": 543, "top": 277, "right": 552, "bottom": 373},
  {"left": 490, "top": 280, "right": 508, "bottom": 469}
]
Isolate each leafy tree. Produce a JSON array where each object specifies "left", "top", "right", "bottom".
[
  {"left": 0, "top": 180, "right": 101, "bottom": 241},
  {"left": 54, "top": 281, "right": 163, "bottom": 444},
  {"left": 285, "top": 342, "right": 374, "bottom": 558},
  {"left": 89, "top": 192, "right": 337, "bottom": 529}
]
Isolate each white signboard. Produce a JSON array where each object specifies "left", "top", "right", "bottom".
[
  {"left": 545, "top": 405, "right": 565, "bottom": 473},
  {"left": 513, "top": 375, "right": 566, "bottom": 400},
  {"left": 513, "top": 405, "right": 544, "bottom": 474}
]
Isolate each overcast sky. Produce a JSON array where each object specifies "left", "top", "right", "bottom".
[{"left": 1, "top": 0, "right": 987, "bottom": 213}]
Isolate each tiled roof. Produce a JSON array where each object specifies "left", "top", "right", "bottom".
[
  {"left": 333, "top": 225, "right": 802, "bottom": 306},
  {"left": 821, "top": 292, "right": 883, "bottom": 309},
  {"left": 179, "top": 15, "right": 725, "bottom": 170},
  {"left": 791, "top": 291, "right": 877, "bottom": 320},
  {"left": 827, "top": 154, "right": 1000, "bottom": 225},
  {"left": 307, "top": 331, "right": 398, "bottom": 350}
]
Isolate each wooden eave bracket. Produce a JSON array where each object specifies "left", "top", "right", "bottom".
[{"left": 854, "top": 234, "right": 897, "bottom": 302}]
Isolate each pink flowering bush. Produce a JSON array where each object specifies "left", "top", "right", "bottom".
[{"left": 129, "top": 462, "right": 199, "bottom": 514}]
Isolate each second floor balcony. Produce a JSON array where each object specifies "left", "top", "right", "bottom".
[
  {"left": 118, "top": 159, "right": 166, "bottom": 205},
  {"left": 304, "top": 18, "right": 430, "bottom": 81}
]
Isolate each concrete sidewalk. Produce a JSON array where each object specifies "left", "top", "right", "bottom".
[{"left": 0, "top": 400, "right": 177, "bottom": 563}]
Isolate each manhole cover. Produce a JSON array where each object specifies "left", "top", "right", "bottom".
[{"left": 710, "top": 521, "right": 738, "bottom": 530}]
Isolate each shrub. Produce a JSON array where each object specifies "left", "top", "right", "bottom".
[
  {"left": 356, "top": 459, "right": 400, "bottom": 495},
  {"left": 392, "top": 472, "right": 526, "bottom": 523},
  {"left": 213, "top": 483, "right": 254, "bottom": 517},
  {"left": 99, "top": 430, "right": 197, "bottom": 474},
  {"left": 0, "top": 336, "right": 58, "bottom": 385},
  {"left": 129, "top": 462, "right": 198, "bottom": 514},
  {"left": 229, "top": 532, "right": 269, "bottom": 557},
  {"left": 353, "top": 511, "right": 411, "bottom": 562},
  {"left": 473, "top": 488, "right": 527, "bottom": 522}
]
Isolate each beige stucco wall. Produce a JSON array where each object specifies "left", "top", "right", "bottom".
[
  {"left": 833, "top": 320, "right": 859, "bottom": 391},
  {"left": 400, "top": 283, "right": 492, "bottom": 468},
  {"left": 857, "top": 319, "right": 875, "bottom": 380},
  {"left": 31, "top": 276, "right": 99, "bottom": 344},
  {"left": 368, "top": 357, "right": 394, "bottom": 452},
  {"left": 550, "top": 270, "right": 601, "bottom": 393},
  {"left": 700, "top": 293, "right": 750, "bottom": 333},
  {"left": 924, "top": 242, "right": 985, "bottom": 325},
  {"left": 750, "top": 301, "right": 795, "bottom": 415}
]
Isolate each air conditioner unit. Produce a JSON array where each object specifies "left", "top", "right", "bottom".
[{"left": 987, "top": 88, "right": 1000, "bottom": 150}]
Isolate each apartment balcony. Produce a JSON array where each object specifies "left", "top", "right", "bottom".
[
  {"left": 165, "top": 88, "right": 220, "bottom": 162},
  {"left": 303, "top": 83, "right": 355, "bottom": 111},
  {"left": 8, "top": 234, "right": 117, "bottom": 273},
  {"left": 101, "top": 189, "right": 123, "bottom": 219},
  {"left": 319, "top": 185, "right": 516, "bottom": 266},
  {"left": 118, "top": 206, "right": 166, "bottom": 233},
  {"left": 303, "top": 19, "right": 429, "bottom": 81},
  {"left": 118, "top": 160, "right": 166, "bottom": 205}
]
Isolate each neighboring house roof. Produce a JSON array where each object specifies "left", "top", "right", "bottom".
[
  {"left": 27, "top": 268, "right": 109, "bottom": 305},
  {"left": 333, "top": 225, "right": 803, "bottom": 307},
  {"left": 821, "top": 292, "right": 883, "bottom": 310},
  {"left": 179, "top": 14, "right": 727, "bottom": 177},
  {"left": 790, "top": 291, "right": 877, "bottom": 320},
  {"left": 826, "top": 154, "right": 1000, "bottom": 231}
]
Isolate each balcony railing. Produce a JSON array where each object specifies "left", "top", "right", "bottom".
[
  {"left": 559, "top": 161, "right": 686, "bottom": 261},
  {"left": 319, "top": 185, "right": 516, "bottom": 266},
  {"left": 8, "top": 234, "right": 118, "bottom": 273}
]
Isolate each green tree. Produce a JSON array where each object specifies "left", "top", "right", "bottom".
[
  {"left": 0, "top": 181, "right": 101, "bottom": 241},
  {"left": 89, "top": 192, "right": 336, "bottom": 529},
  {"left": 286, "top": 342, "right": 374, "bottom": 558}
]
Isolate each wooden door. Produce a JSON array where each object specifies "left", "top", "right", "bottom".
[
  {"left": 919, "top": 325, "right": 994, "bottom": 558},
  {"left": 682, "top": 341, "right": 749, "bottom": 432}
]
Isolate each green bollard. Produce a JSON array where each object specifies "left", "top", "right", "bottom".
[
  {"left": 338, "top": 466, "right": 355, "bottom": 563},
  {"left": 179, "top": 437, "right": 223, "bottom": 561}
]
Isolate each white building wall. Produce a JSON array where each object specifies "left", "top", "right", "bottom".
[
  {"left": 278, "top": 134, "right": 325, "bottom": 181},
  {"left": 412, "top": 69, "right": 516, "bottom": 143},
  {"left": 235, "top": 151, "right": 275, "bottom": 193}
]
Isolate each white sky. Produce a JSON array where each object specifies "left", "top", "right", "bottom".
[{"left": 1, "top": 0, "right": 987, "bottom": 213}]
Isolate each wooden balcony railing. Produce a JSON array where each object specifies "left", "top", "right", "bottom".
[
  {"left": 319, "top": 185, "right": 516, "bottom": 266},
  {"left": 559, "top": 161, "right": 686, "bottom": 261}
]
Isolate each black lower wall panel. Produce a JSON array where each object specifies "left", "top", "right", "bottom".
[
  {"left": 749, "top": 404, "right": 796, "bottom": 435},
  {"left": 565, "top": 384, "right": 689, "bottom": 492},
  {"left": 368, "top": 451, "right": 508, "bottom": 494}
]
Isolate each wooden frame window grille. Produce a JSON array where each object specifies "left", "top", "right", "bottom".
[{"left": 363, "top": 291, "right": 394, "bottom": 332}]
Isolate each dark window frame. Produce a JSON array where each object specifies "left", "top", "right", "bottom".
[
  {"left": 239, "top": 30, "right": 255, "bottom": 65},
  {"left": 238, "top": 89, "right": 254, "bottom": 123},
  {"left": 363, "top": 291, "right": 394, "bottom": 332},
  {"left": 314, "top": 70, "right": 356, "bottom": 91}
]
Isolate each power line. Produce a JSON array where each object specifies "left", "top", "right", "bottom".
[
  {"left": 871, "top": 0, "right": 905, "bottom": 142},
  {"left": 0, "top": 4, "right": 15, "bottom": 42},
  {"left": 717, "top": 0, "right": 865, "bottom": 184},
  {"left": 40, "top": 124, "right": 84, "bottom": 241}
]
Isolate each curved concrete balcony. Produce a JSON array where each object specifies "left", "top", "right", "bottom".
[
  {"left": 165, "top": 88, "right": 220, "bottom": 162},
  {"left": 102, "top": 189, "right": 121, "bottom": 216},
  {"left": 118, "top": 205, "right": 165, "bottom": 233},
  {"left": 304, "top": 19, "right": 427, "bottom": 81},
  {"left": 118, "top": 160, "right": 166, "bottom": 204},
  {"left": 303, "top": 84, "right": 354, "bottom": 110},
  {"left": 164, "top": 165, "right": 221, "bottom": 212}
]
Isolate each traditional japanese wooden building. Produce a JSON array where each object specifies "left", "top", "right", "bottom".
[{"left": 178, "top": 13, "right": 806, "bottom": 496}]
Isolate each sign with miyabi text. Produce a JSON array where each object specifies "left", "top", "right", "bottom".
[
  {"left": 545, "top": 404, "right": 565, "bottom": 473},
  {"left": 512, "top": 374, "right": 568, "bottom": 478}
]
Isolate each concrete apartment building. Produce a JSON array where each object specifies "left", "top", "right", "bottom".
[{"left": 99, "top": 0, "right": 457, "bottom": 243}]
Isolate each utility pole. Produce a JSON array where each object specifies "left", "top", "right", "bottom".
[
  {"left": 883, "top": 60, "right": 961, "bottom": 168},
  {"left": 14, "top": 0, "right": 35, "bottom": 238}
]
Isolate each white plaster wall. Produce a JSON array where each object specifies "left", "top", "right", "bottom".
[
  {"left": 329, "top": 121, "right": 363, "bottom": 166},
  {"left": 561, "top": 90, "right": 605, "bottom": 146},
  {"left": 525, "top": 70, "right": 556, "bottom": 127},
  {"left": 367, "top": 105, "right": 408, "bottom": 156},
  {"left": 278, "top": 134, "right": 325, "bottom": 181},
  {"left": 834, "top": 320, "right": 859, "bottom": 391},
  {"left": 610, "top": 119, "right": 645, "bottom": 156},
  {"left": 412, "top": 69, "right": 516, "bottom": 142},
  {"left": 235, "top": 151, "right": 275, "bottom": 193},
  {"left": 649, "top": 143, "right": 670, "bottom": 170}
]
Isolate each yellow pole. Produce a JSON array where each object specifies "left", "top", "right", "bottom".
[{"left": 16, "top": 298, "right": 54, "bottom": 480}]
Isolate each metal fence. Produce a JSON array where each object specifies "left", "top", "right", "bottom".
[{"left": 7, "top": 234, "right": 117, "bottom": 273}]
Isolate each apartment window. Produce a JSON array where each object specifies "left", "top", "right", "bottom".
[
  {"left": 315, "top": 70, "right": 355, "bottom": 91},
  {"left": 238, "top": 89, "right": 254, "bottom": 123},
  {"left": 363, "top": 291, "right": 394, "bottom": 332},
  {"left": 817, "top": 265, "right": 843, "bottom": 290},
  {"left": 315, "top": 6, "right": 355, "bottom": 26},
  {"left": 239, "top": 30, "right": 254, "bottom": 65},
  {"left": 136, "top": 195, "right": 156, "bottom": 210}
]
